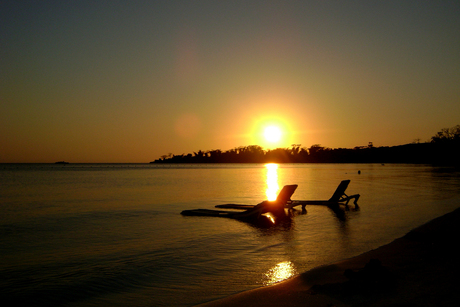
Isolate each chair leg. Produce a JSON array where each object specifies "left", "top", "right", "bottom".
[{"left": 354, "top": 195, "right": 360, "bottom": 206}]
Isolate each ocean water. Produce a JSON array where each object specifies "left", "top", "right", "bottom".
[{"left": 1, "top": 163, "right": 459, "bottom": 306}]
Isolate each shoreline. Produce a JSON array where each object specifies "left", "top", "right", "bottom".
[{"left": 197, "top": 207, "right": 460, "bottom": 307}]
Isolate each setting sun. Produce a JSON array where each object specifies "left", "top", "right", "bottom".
[
  {"left": 264, "top": 126, "right": 282, "bottom": 143},
  {"left": 250, "top": 116, "right": 292, "bottom": 149}
]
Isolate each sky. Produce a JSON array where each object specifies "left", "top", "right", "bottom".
[{"left": 1, "top": 0, "right": 459, "bottom": 163}]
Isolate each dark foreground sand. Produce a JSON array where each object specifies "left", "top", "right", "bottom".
[{"left": 198, "top": 207, "right": 460, "bottom": 307}]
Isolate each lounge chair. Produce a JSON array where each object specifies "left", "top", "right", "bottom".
[
  {"left": 180, "top": 184, "right": 298, "bottom": 221},
  {"left": 287, "top": 180, "right": 359, "bottom": 211},
  {"left": 215, "top": 184, "right": 297, "bottom": 210}
]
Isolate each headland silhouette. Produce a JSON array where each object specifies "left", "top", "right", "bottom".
[{"left": 152, "top": 125, "right": 460, "bottom": 165}]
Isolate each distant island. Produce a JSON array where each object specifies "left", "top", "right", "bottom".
[
  {"left": 55, "top": 161, "right": 70, "bottom": 164},
  {"left": 152, "top": 125, "right": 459, "bottom": 165}
]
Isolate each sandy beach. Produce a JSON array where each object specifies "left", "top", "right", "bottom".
[{"left": 198, "top": 207, "right": 460, "bottom": 307}]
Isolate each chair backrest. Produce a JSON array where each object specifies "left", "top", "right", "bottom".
[
  {"left": 328, "top": 180, "right": 350, "bottom": 202},
  {"left": 276, "top": 184, "right": 298, "bottom": 202},
  {"left": 252, "top": 185, "right": 297, "bottom": 215},
  {"left": 254, "top": 184, "right": 297, "bottom": 216}
]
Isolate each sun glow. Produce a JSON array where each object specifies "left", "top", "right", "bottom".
[
  {"left": 264, "top": 126, "right": 282, "bottom": 143},
  {"left": 250, "top": 116, "right": 292, "bottom": 149}
]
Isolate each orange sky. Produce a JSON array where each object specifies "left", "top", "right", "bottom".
[{"left": 1, "top": 1, "right": 459, "bottom": 163}]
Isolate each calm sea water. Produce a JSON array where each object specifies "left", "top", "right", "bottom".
[{"left": 1, "top": 163, "right": 459, "bottom": 306}]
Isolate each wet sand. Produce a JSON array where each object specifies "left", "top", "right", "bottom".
[{"left": 198, "top": 207, "right": 460, "bottom": 307}]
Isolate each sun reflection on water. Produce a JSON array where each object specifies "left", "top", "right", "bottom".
[
  {"left": 265, "top": 163, "right": 279, "bottom": 201},
  {"left": 263, "top": 261, "right": 297, "bottom": 285}
]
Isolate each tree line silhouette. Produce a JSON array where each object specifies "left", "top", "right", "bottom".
[{"left": 152, "top": 125, "right": 460, "bottom": 165}]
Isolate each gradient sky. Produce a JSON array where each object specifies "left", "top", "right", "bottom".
[{"left": 1, "top": 1, "right": 459, "bottom": 163}]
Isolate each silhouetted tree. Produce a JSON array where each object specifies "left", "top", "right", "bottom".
[
  {"left": 308, "top": 144, "right": 324, "bottom": 155},
  {"left": 265, "top": 148, "right": 290, "bottom": 163},
  {"left": 431, "top": 125, "right": 460, "bottom": 143},
  {"left": 208, "top": 149, "right": 222, "bottom": 162}
]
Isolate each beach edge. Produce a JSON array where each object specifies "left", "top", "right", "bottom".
[{"left": 197, "top": 206, "right": 460, "bottom": 307}]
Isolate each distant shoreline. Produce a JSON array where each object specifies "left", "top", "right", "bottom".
[
  {"left": 1, "top": 161, "right": 459, "bottom": 166},
  {"left": 198, "top": 207, "right": 460, "bottom": 306},
  {"left": 152, "top": 142, "right": 459, "bottom": 165}
]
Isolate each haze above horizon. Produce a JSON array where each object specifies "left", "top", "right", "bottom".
[{"left": 1, "top": 1, "right": 459, "bottom": 163}]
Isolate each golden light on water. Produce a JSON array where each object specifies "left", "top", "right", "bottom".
[
  {"left": 263, "top": 261, "right": 298, "bottom": 285},
  {"left": 265, "top": 163, "right": 279, "bottom": 201}
]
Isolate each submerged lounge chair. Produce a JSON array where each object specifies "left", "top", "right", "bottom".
[
  {"left": 287, "top": 180, "right": 359, "bottom": 211},
  {"left": 180, "top": 184, "right": 298, "bottom": 221}
]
